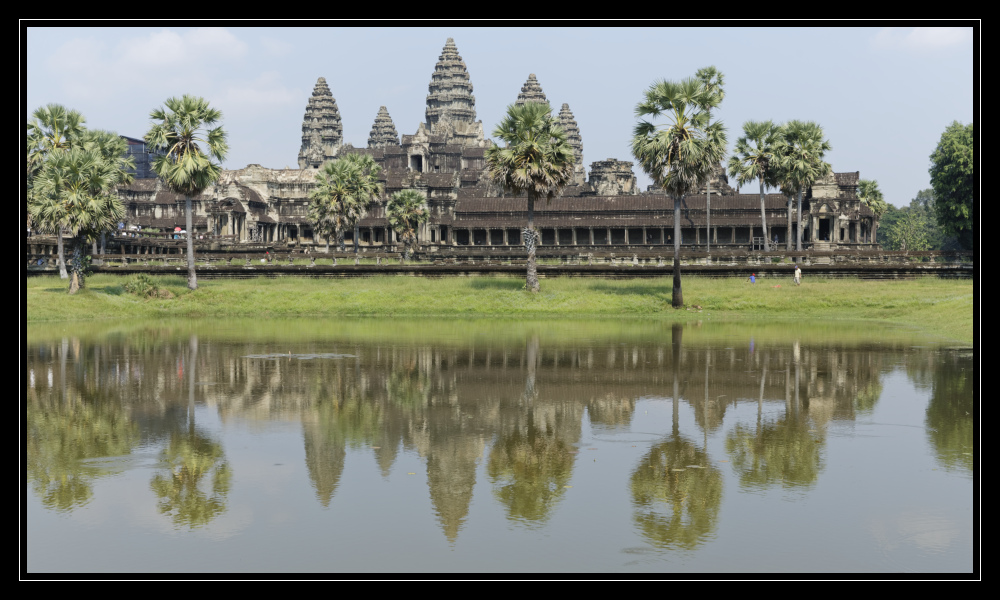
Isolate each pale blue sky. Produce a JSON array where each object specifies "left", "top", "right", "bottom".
[{"left": 25, "top": 25, "right": 975, "bottom": 207}]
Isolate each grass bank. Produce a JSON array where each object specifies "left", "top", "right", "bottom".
[{"left": 25, "top": 273, "right": 974, "bottom": 345}]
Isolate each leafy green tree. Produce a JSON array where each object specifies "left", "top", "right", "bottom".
[
  {"left": 144, "top": 95, "right": 228, "bottom": 290},
  {"left": 487, "top": 102, "right": 575, "bottom": 293},
  {"left": 29, "top": 143, "right": 128, "bottom": 293},
  {"left": 774, "top": 121, "right": 832, "bottom": 251},
  {"left": 27, "top": 104, "right": 87, "bottom": 279},
  {"left": 857, "top": 178, "right": 888, "bottom": 244},
  {"left": 631, "top": 78, "right": 727, "bottom": 307},
  {"left": 885, "top": 209, "right": 930, "bottom": 251},
  {"left": 877, "top": 190, "right": 960, "bottom": 252},
  {"left": 728, "top": 120, "right": 780, "bottom": 251},
  {"left": 386, "top": 189, "right": 429, "bottom": 261},
  {"left": 695, "top": 66, "right": 725, "bottom": 253},
  {"left": 929, "top": 121, "right": 974, "bottom": 250}
]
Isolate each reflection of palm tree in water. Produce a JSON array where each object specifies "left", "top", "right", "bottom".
[
  {"left": 523, "top": 333, "right": 539, "bottom": 403},
  {"left": 487, "top": 333, "right": 575, "bottom": 526},
  {"left": 629, "top": 323, "right": 723, "bottom": 549},
  {"left": 150, "top": 334, "right": 231, "bottom": 528},
  {"left": 724, "top": 341, "right": 824, "bottom": 490},
  {"left": 150, "top": 430, "right": 231, "bottom": 528}
]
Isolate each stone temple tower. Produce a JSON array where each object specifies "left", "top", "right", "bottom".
[
  {"left": 515, "top": 74, "right": 548, "bottom": 106},
  {"left": 423, "top": 38, "right": 484, "bottom": 147},
  {"left": 557, "top": 103, "right": 586, "bottom": 186},
  {"left": 298, "top": 77, "right": 344, "bottom": 169},
  {"left": 367, "top": 106, "right": 400, "bottom": 148}
]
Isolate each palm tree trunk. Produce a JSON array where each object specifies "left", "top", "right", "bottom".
[
  {"left": 706, "top": 181, "right": 711, "bottom": 254},
  {"left": 672, "top": 195, "right": 683, "bottom": 308},
  {"left": 786, "top": 196, "right": 793, "bottom": 251},
  {"left": 526, "top": 193, "right": 539, "bottom": 293},
  {"left": 795, "top": 188, "right": 804, "bottom": 252},
  {"left": 57, "top": 228, "right": 68, "bottom": 279},
  {"left": 759, "top": 181, "right": 770, "bottom": 252},
  {"left": 354, "top": 224, "right": 360, "bottom": 255},
  {"left": 68, "top": 237, "right": 82, "bottom": 295},
  {"left": 186, "top": 196, "right": 197, "bottom": 290}
]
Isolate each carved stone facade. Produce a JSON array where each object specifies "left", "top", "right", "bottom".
[
  {"left": 586, "top": 159, "right": 638, "bottom": 197},
  {"left": 119, "top": 38, "right": 878, "bottom": 251}
]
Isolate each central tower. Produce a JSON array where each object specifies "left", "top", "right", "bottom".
[{"left": 423, "top": 38, "right": 484, "bottom": 147}]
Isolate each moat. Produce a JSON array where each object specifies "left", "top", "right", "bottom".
[{"left": 25, "top": 318, "right": 974, "bottom": 573}]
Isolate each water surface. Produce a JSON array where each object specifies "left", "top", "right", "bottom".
[{"left": 25, "top": 318, "right": 975, "bottom": 573}]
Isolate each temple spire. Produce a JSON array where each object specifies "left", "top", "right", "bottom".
[
  {"left": 557, "top": 103, "right": 586, "bottom": 186},
  {"left": 423, "top": 38, "right": 484, "bottom": 146},
  {"left": 367, "top": 106, "right": 400, "bottom": 148},
  {"left": 515, "top": 73, "right": 548, "bottom": 106},
  {"left": 298, "top": 77, "right": 343, "bottom": 169}
]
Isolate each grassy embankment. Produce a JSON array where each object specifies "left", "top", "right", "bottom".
[{"left": 25, "top": 273, "right": 974, "bottom": 345}]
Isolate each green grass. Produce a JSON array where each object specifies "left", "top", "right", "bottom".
[{"left": 26, "top": 273, "right": 974, "bottom": 345}]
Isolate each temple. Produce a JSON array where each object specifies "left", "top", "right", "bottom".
[{"left": 118, "top": 38, "right": 878, "bottom": 251}]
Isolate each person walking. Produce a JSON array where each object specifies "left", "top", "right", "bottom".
[{"left": 794, "top": 264, "right": 802, "bottom": 286}]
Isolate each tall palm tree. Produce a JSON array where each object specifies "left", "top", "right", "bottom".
[
  {"left": 386, "top": 189, "right": 429, "bottom": 262},
  {"left": 29, "top": 145, "right": 126, "bottom": 294},
  {"left": 77, "top": 130, "right": 135, "bottom": 255},
  {"left": 631, "top": 78, "right": 727, "bottom": 308},
  {"left": 695, "top": 66, "right": 725, "bottom": 253},
  {"left": 27, "top": 104, "right": 87, "bottom": 279},
  {"left": 857, "top": 179, "right": 887, "bottom": 244},
  {"left": 774, "top": 121, "right": 832, "bottom": 251},
  {"left": 144, "top": 95, "right": 228, "bottom": 290},
  {"left": 309, "top": 159, "right": 355, "bottom": 252},
  {"left": 341, "top": 153, "right": 383, "bottom": 255},
  {"left": 486, "top": 102, "right": 575, "bottom": 293},
  {"left": 728, "top": 120, "right": 780, "bottom": 252}
]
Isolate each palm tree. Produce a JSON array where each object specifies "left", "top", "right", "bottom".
[
  {"left": 144, "top": 95, "right": 228, "bottom": 290},
  {"left": 857, "top": 179, "right": 887, "bottom": 244},
  {"left": 27, "top": 104, "right": 87, "bottom": 279},
  {"left": 695, "top": 66, "right": 725, "bottom": 254},
  {"left": 486, "top": 102, "right": 575, "bottom": 293},
  {"left": 309, "top": 159, "right": 354, "bottom": 252},
  {"left": 631, "top": 78, "right": 727, "bottom": 308},
  {"left": 309, "top": 154, "right": 381, "bottom": 254},
  {"left": 386, "top": 189, "right": 429, "bottom": 261},
  {"left": 77, "top": 130, "right": 135, "bottom": 254},
  {"left": 341, "top": 153, "right": 383, "bottom": 255},
  {"left": 28, "top": 145, "right": 126, "bottom": 294},
  {"left": 728, "top": 120, "right": 780, "bottom": 252},
  {"left": 774, "top": 121, "right": 832, "bottom": 251}
]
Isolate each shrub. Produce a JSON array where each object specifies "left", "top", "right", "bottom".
[{"left": 123, "top": 274, "right": 159, "bottom": 298}]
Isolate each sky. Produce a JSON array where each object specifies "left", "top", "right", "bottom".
[{"left": 25, "top": 25, "right": 976, "bottom": 207}]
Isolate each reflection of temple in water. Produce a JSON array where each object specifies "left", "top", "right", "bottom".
[{"left": 27, "top": 329, "right": 943, "bottom": 538}]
